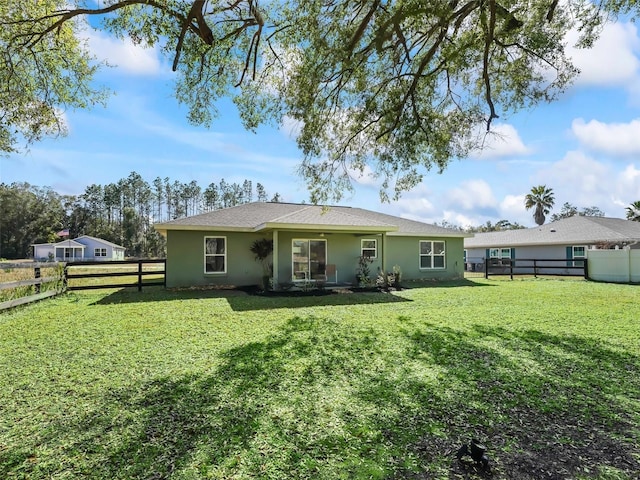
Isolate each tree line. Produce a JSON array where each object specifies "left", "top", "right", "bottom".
[
  {"left": 3, "top": 178, "right": 638, "bottom": 260},
  {"left": 0, "top": 172, "right": 281, "bottom": 259}
]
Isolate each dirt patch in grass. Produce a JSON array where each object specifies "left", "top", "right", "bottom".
[
  {"left": 392, "top": 407, "right": 639, "bottom": 479},
  {"left": 491, "top": 409, "right": 638, "bottom": 479}
]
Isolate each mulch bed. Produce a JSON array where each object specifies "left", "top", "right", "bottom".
[{"left": 238, "top": 285, "right": 401, "bottom": 297}]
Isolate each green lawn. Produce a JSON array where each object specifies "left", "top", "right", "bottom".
[{"left": 1, "top": 279, "right": 639, "bottom": 479}]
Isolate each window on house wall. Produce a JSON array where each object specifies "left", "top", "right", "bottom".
[
  {"left": 419, "top": 241, "right": 446, "bottom": 269},
  {"left": 489, "top": 247, "right": 512, "bottom": 265},
  {"left": 572, "top": 245, "right": 586, "bottom": 267},
  {"left": 95, "top": 248, "right": 107, "bottom": 257},
  {"left": 361, "top": 239, "right": 377, "bottom": 258},
  {"left": 489, "top": 248, "right": 511, "bottom": 259},
  {"left": 204, "top": 236, "right": 227, "bottom": 273}
]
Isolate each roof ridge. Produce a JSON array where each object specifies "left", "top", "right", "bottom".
[
  {"left": 331, "top": 205, "right": 397, "bottom": 226},
  {"left": 266, "top": 204, "right": 314, "bottom": 224},
  {"left": 76, "top": 234, "right": 126, "bottom": 248}
]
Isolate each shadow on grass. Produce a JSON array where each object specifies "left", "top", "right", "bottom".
[
  {"left": 90, "top": 287, "right": 413, "bottom": 311},
  {"left": 388, "top": 322, "right": 640, "bottom": 478},
  {"left": 6, "top": 317, "right": 639, "bottom": 479},
  {"left": 400, "top": 278, "right": 497, "bottom": 289}
]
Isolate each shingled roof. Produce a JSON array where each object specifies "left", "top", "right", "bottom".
[
  {"left": 154, "top": 202, "right": 469, "bottom": 237},
  {"left": 465, "top": 216, "right": 640, "bottom": 248}
]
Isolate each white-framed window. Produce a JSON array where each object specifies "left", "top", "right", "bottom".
[
  {"left": 419, "top": 240, "right": 446, "bottom": 269},
  {"left": 361, "top": 239, "right": 377, "bottom": 258},
  {"left": 572, "top": 245, "right": 586, "bottom": 267},
  {"left": 204, "top": 236, "right": 227, "bottom": 274},
  {"left": 489, "top": 248, "right": 511, "bottom": 259},
  {"left": 94, "top": 248, "right": 107, "bottom": 257}
]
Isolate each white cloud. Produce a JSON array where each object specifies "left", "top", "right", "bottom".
[
  {"left": 499, "top": 194, "right": 527, "bottom": 218},
  {"left": 85, "top": 28, "right": 164, "bottom": 75},
  {"left": 376, "top": 184, "right": 438, "bottom": 223},
  {"left": 348, "top": 164, "right": 379, "bottom": 187},
  {"left": 532, "top": 151, "right": 620, "bottom": 215},
  {"left": 614, "top": 164, "right": 640, "bottom": 209},
  {"left": 567, "top": 22, "right": 640, "bottom": 87},
  {"left": 617, "top": 163, "right": 640, "bottom": 188},
  {"left": 441, "top": 211, "right": 480, "bottom": 229},
  {"left": 395, "top": 197, "right": 436, "bottom": 216},
  {"left": 446, "top": 179, "right": 498, "bottom": 210},
  {"left": 572, "top": 118, "right": 640, "bottom": 155},
  {"left": 280, "top": 115, "right": 303, "bottom": 139},
  {"left": 469, "top": 123, "right": 532, "bottom": 159},
  {"left": 538, "top": 151, "right": 608, "bottom": 193}
]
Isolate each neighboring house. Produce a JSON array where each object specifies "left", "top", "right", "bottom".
[
  {"left": 464, "top": 216, "right": 640, "bottom": 274},
  {"left": 154, "top": 202, "right": 471, "bottom": 289},
  {"left": 32, "top": 235, "right": 126, "bottom": 261}
]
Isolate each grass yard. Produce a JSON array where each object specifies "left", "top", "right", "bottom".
[{"left": 1, "top": 279, "right": 639, "bottom": 479}]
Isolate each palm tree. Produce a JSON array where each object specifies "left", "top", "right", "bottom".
[
  {"left": 524, "top": 185, "right": 555, "bottom": 226},
  {"left": 626, "top": 201, "right": 640, "bottom": 221}
]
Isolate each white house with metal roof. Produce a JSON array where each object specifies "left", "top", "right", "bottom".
[
  {"left": 464, "top": 216, "right": 640, "bottom": 275},
  {"left": 32, "top": 235, "right": 126, "bottom": 261},
  {"left": 154, "top": 202, "right": 471, "bottom": 289}
]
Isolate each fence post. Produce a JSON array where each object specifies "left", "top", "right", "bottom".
[
  {"left": 509, "top": 259, "right": 513, "bottom": 280},
  {"left": 138, "top": 260, "right": 143, "bottom": 292},
  {"left": 63, "top": 263, "right": 68, "bottom": 291},
  {"left": 34, "top": 266, "right": 41, "bottom": 294},
  {"left": 484, "top": 258, "right": 489, "bottom": 279},
  {"left": 533, "top": 259, "right": 537, "bottom": 278},
  {"left": 584, "top": 258, "right": 589, "bottom": 280}
]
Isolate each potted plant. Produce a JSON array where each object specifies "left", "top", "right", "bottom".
[
  {"left": 250, "top": 238, "right": 273, "bottom": 290},
  {"left": 392, "top": 264, "right": 402, "bottom": 290}
]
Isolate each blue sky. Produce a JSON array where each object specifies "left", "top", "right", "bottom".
[{"left": 3, "top": 16, "right": 640, "bottom": 228}]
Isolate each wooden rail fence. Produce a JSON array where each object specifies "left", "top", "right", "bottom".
[
  {"left": 485, "top": 258, "right": 587, "bottom": 279},
  {"left": 0, "top": 263, "right": 64, "bottom": 311},
  {"left": 64, "top": 259, "right": 166, "bottom": 291},
  {"left": 1, "top": 259, "right": 166, "bottom": 311}
]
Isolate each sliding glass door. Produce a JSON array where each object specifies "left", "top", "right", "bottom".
[{"left": 292, "top": 239, "right": 327, "bottom": 281}]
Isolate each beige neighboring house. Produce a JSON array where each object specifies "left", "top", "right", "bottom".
[
  {"left": 32, "top": 235, "right": 126, "bottom": 262},
  {"left": 464, "top": 216, "right": 640, "bottom": 274}
]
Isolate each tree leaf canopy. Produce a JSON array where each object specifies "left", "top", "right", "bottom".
[{"left": 2, "top": 0, "right": 636, "bottom": 201}]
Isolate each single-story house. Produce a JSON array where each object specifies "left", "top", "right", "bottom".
[
  {"left": 153, "top": 202, "right": 471, "bottom": 289},
  {"left": 464, "top": 216, "right": 640, "bottom": 274},
  {"left": 32, "top": 235, "right": 126, "bottom": 261}
]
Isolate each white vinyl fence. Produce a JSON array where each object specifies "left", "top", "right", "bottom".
[{"left": 587, "top": 249, "right": 640, "bottom": 283}]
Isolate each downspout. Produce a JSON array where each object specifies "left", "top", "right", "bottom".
[
  {"left": 381, "top": 232, "right": 387, "bottom": 279},
  {"left": 272, "top": 230, "right": 279, "bottom": 289}
]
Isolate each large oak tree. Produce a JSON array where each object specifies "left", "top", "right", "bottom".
[{"left": 2, "top": 1, "right": 635, "bottom": 202}]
